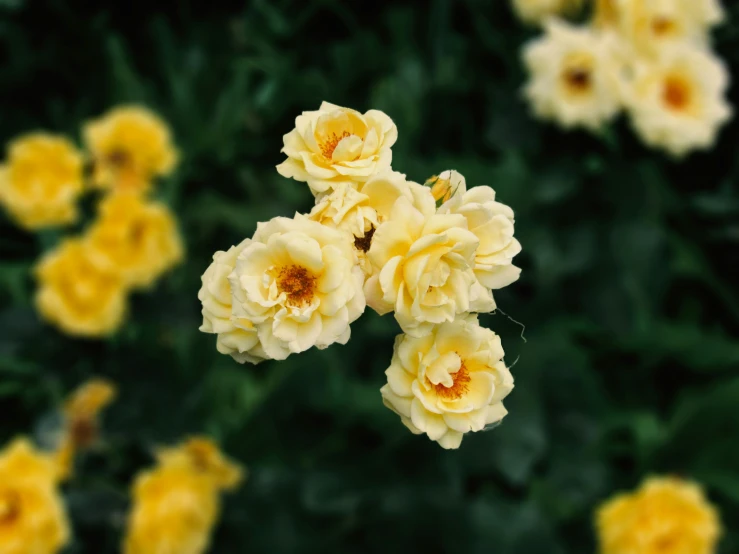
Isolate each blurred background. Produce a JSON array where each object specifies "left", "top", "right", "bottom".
[{"left": 1, "top": 0, "right": 739, "bottom": 552}]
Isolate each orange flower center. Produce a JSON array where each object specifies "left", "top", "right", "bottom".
[
  {"left": 564, "top": 67, "right": 592, "bottom": 94},
  {"left": 433, "top": 362, "right": 471, "bottom": 401},
  {"left": 0, "top": 490, "right": 21, "bottom": 525},
  {"left": 663, "top": 76, "right": 691, "bottom": 112},
  {"left": 320, "top": 131, "right": 351, "bottom": 160},
  {"left": 651, "top": 16, "right": 675, "bottom": 37},
  {"left": 106, "top": 149, "right": 131, "bottom": 169},
  {"left": 277, "top": 265, "right": 317, "bottom": 307},
  {"left": 353, "top": 225, "right": 375, "bottom": 253}
]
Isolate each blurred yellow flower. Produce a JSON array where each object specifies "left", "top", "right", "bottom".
[
  {"left": 85, "top": 192, "right": 184, "bottom": 289},
  {"left": 523, "top": 19, "right": 624, "bottom": 131},
  {"left": 381, "top": 315, "right": 513, "bottom": 449},
  {"left": 276, "top": 101, "right": 398, "bottom": 196},
  {"left": 35, "top": 238, "right": 128, "bottom": 337},
  {"left": 0, "top": 439, "right": 70, "bottom": 554},
  {"left": 0, "top": 133, "right": 83, "bottom": 230},
  {"left": 83, "top": 105, "right": 178, "bottom": 193},
  {"left": 123, "top": 438, "right": 243, "bottom": 554},
  {"left": 597, "top": 476, "right": 722, "bottom": 554},
  {"left": 625, "top": 43, "right": 731, "bottom": 157},
  {"left": 511, "top": 0, "right": 584, "bottom": 25}
]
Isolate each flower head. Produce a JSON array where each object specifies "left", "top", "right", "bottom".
[
  {"left": 511, "top": 0, "right": 584, "bottom": 25},
  {"left": 597, "top": 477, "right": 722, "bottom": 554},
  {"left": 381, "top": 316, "right": 513, "bottom": 449},
  {"left": 228, "top": 215, "right": 366, "bottom": 361},
  {"left": 83, "top": 105, "right": 178, "bottom": 193},
  {"left": 155, "top": 437, "right": 244, "bottom": 491},
  {"left": 0, "top": 439, "right": 70, "bottom": 554},
  {"left": 364, "top": 187, "right": 493, "bottom": 337},
  {"left": 625, "top": 43, "right": 731, "bottom": 157},
  {"left": 85, "top": 192, "right": 183, "bottom": 289},
  {"left": 523, "top": 19, "right": 624, "bottom": 131},
  {"left": 35, "top": 239, "right": 128, "bottom": 337},
  {"left": 0, "top": 133, "right": 83, "bottom": 230},
  {"left": 276, "top": 101, "right": 398, "bottom": 196}
]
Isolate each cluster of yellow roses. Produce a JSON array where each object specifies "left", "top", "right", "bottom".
[
  {"left": 518, "top": 0, "right": 731, "bottom": 157},
  {"left": 0, "top": 380, "right": 243, "bottom": 554},
  {"left": 198, "top": 102, "right": 522, "bottom": 449},
  {"left": 0, "top": 106, "right": 183, "bottom": 337}
]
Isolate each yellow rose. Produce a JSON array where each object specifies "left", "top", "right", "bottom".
[
  {"left": 597, "top": 476, "right": 722, "bottom": 554},
  {"left": 308, "top": 171, "right": 426, "bottom": 276},
  {"left": 83, "top": 105, "right": 178, "bottom": 193},
  {"left": 0, "top": 133, "right": 83, "bottom": 230},
  {"left": 437, "top": 171, "right": 521, "bottom": 297},
  {"left": 35, "top": 239, "right": 128, "bottom": 337},
  {"left": 276, "top": 101, "right": 397, "bottom": 196},
  {"left": 0, "top": 439, "right": 70, "bottom": 554},
  {"left": 199, "top": 238, "right": 265, "bottom": 364},
  {"left": 123, "top": 438, "right": 243, "bottom": 554},
  {"left": 85, "top": 192, "right": 184, "bottom": 289},
  {"left": 625, "top": 43, "right": 731, "bottom": 158},
  {"left": 229, "top": 215, "right": 366, "bottom": 361},
  {"left": 364, "top": 188, "right": 492, "bottom": 337},
  {"left": 380, "top": 316, "right": 513, "bottom": 450}
]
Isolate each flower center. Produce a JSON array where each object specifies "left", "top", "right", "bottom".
[
  {"left": 354, "top": 225, "right": 375, "bottom": 253},
  {"left": 106, "top": 149, "right": 130, "bottom": 168},
  {"left": 69, "top": 417, "right": 97, "bottom": 449},
  {"left": 653, "top": 534, "right": 677, "bottom": 552},
  {"left": 0, "top": 490, "right": 21, "bottom": 525},
  {"left": 320, "top": 131, "right": 351, "bottom": 160},
  {"left": 277, "top": 265, "right": 317, "bottom": 307},
  {"left": 433, "top": 362, "right": 471, "bottom": 401},
  {"left": 651, "top": 16, "right": 675, "bottom": 37},
  {"left": 663, "top": 75, "right": 691, "bottom": 112},
  {"left": 563, "top": 67, "right": 592, "bottom": 94}
]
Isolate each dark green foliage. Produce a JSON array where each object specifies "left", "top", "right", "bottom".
[{"left": 1, "top": 0, "right": 738, "bottom": 552}]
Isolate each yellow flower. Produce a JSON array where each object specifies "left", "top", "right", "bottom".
[
  {"left": 0, "top": 133, "right": 83, "bottom": 230},
  {"left": 625, "top": 43, "right": 731, "bottom": 157},
  {"left": 381, "top": 315, "right": 513, "bottom": 449},
  {"left": 199, "top": 238, "right": 264, "bottom": 364},
  {"left": 511, "top": 0, "right": 584, "bottom": 25},
  {"left": 597, "top": 476, "right": 722, "bottom": 554},
  {"left": 363, "top": 187, "right": 493, "bottom": 337},
  {"left": 35, "top": 238, "right": 128, "bottom": 337},
  {"left": 228, "top": 214, "right": 366, "bottom": 361},
  {"left": 308, "top": 171, "right": 427, "bottom": 276},
  {"left": 83, "top": 105, "right": 178, "bottom": 193},
  {"left": 123, "top": 438, "right": 243, "bottom": 554},
  {"left": 0, "top": 439, "right": 70, "bottom": 554},
  {"left": 523, "top": 19, "right": 624, "bottom": 131},
  {"left": 85, "top": 192, "right": 184, "bottom": 289},
  {"left": 276, "top": 101, "right": 398, "bottom": 196}
]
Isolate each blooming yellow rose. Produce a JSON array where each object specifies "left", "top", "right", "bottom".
[
  {"left": 437, "top": 171, "right": 521, "bottom": 297},
  {"left": 523, "top": 19, "right": 624, "bottom": 131},
  {"left": 0, "top": 133, "right": 84, "bottom": 230},
  {"left": 364, "top": 187, "right": 492, "bottom": 337},
  {"left": 155, "top": 437, "right": 244, "bottom": 491},
  {"left": 511, "top": 0, "right": 584, "bottom": 25},
  {"left": 276, "top": 101, "right": 397, "bottom": 196},
  {"left": 85, "top": 192, "right": 184, "bottom": 289},
  {"left": 229, "top": 215, "right": 366, "bottom": 361},
  {"left": 35, "top": 238, "right": 128, "bottom": 337},
  {"left": 308, "top": 171, "right": 427, "bottom": 276},
  {"left": 597, "top": 477, "right": 722, "bottom": 554},
  {"left": 83, "top": 105, "right": 178, "bottom": 193},
  {"left": 199, "top": 238, "right": 266, "bottom": 364},
  {"left": 381, "top": 316, "right": 513, "bottom": 449},
  {"left": 0, "top": 439, "right": 70, "bottom": 554},
  {"left": 625, "top": 43, "right": 731, "bottom": 157}
]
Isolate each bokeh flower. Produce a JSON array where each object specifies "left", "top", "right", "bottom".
[
  {"left": 0, "top": 133, "right": 84, "bottom": 230},
  {"left": 229, "top": 215, "right": 366, "bottom": 361},
  {"left": 364, "top": 188, "right": 493, "bottom": 337},
  {"left": 597, "top": 476, "right": 722, "bottom": 554},
  {"left": 625, "top": 43, "right": 731, "bottom": 157},
  {"left": 380, "top": 316, "right": 513, "bottom": 449},
  {"left": 199, "top": 238, "right": 266, "bottom": 365},
  {"left": 437, "top": 171, "right": 521, "bottom": 299},
  {"left": 85, "top": 192, "right": 184, "bottom": 289},
  {"left": 276, "top": 101, "right": 398, "bottom": 196},
  {"left": 35, "top": 238, "right": 128, "bottom": 337},
  {"left": 0, "top": 439, "right": 69, "bottom": 554},
  {"left": 511, "top": 0, "right": 584, "bottom": 26},
  {"left": 123, "top": 438, "right": 242, "bottom": 554},
  {"left": 83, "top": 105, "right": 178, "bottom": 193},
  {"left": 523, "top": 19, "right": 624, "bottom": 131}
]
